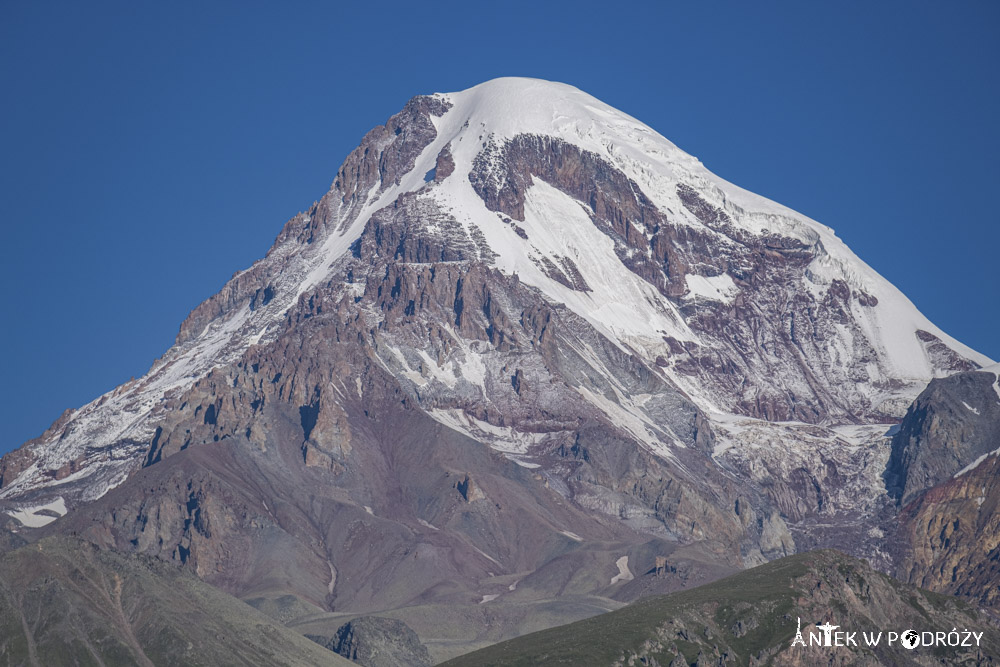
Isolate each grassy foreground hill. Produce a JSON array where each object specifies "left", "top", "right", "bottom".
[
  {"left": 442, "top": 550, "right": 1000, "bottom": 666},
  {"left": 0, "top": 536, "right": 350, "bottom": 666}
]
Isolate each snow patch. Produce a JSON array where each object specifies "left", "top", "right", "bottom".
[
  {"left": 983, "top": 363, "right": 1000, "bottom": 401},
  {"left": 610, "top": 555, "right": 633, "bottom": 585},
  {"left": 684, "top": 273, "right": 737, "bottom": 303},
  {"left": 6, "top": 497, "right": 67, "bottom": 528},
  {"left": 955, "top": 449, "right": 1000, "bottom": 478},
  {"left": 426, "top": 408, "right": 548, "bottom": 455},
  {"left": 430, "top": 179, "right": 696, "bottom": 352},
  {"left": 473, "top": 546, "right": 500, "bottom": 565}
]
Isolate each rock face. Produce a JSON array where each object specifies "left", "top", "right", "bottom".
[
  {"left": 467, "top": 132, "right": 951, "bottom": 425},
  {"left": 441, "top": 549, "right": 1000, "bottom": 666},
  {"left": 885, "top": 368, "right": 1000, "bottom": 505},
  {"left": 47, "top": 244, "right": 772, "bottom": 620},
  {"left": 896, "top": 452, "right": 1000, "bottom": 609},
  {"left": 0, "top": 78, "right": 994, "bottom": 655},
  {"left": 316, "top": 616, "right": 431, "bottom": 667},
  {"left": 888, "top": 365, "right": 1000, "bottom": 608}
]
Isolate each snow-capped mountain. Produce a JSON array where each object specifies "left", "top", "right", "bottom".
[
  {"left": 0, "top": 78, "right": 993, "bottom": 658},
  {"left": 2, "top": 78, "right": 985, "bottom": 515}
]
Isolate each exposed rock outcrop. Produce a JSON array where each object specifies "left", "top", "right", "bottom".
[
  {"left": 885, "top": 369, "right": 1000, "bottom": 505},
  {"left": 888, "top": 367, "right": 1000, "bottom": 608},
  {"left": 315, "top": 616, "right": 431, "bottom": 667}
]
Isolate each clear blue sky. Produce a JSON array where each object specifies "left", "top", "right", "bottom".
[{"left": 1, "top": 1, "right": 998, "bottom": 455}]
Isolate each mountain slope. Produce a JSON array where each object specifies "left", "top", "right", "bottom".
[
  {"left": 0, "top": 536, "right": 350, "bottom": 666},
  {"left": 440, "top": 549, "right": 1000, "bottom": 666}
]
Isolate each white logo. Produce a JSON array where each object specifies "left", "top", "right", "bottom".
[
  {"left": 789, "top": 617, "right": 984, "bottom": 651},
  {"left": 816, "top": 621, "right": 840, "bottom": 647},
  {"left": 791, "top": 617, "right": 806, "bottom": 647},
  {"left": 789, "top": 618, "right": 844, "bottom": 648}
]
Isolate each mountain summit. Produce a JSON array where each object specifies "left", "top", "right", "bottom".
[
  {"left": 1, "top": 78, "right": 994, "bottom": 661},
  {"left": 1, "top": 77, "right": 986, "bottom": 507}
]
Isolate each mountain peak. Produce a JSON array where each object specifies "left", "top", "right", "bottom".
[
  {"left": 1, "top": 77, "right": 997, "bottom": 663},
  {"left": 434, "top": 76, "right": 694, "bottom": 171},
  {"left": 0, "top": 78, "right": 989, "bottom": 530}
]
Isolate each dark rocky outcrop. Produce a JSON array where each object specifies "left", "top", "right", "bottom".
[
  {"left": 887, "top": 369, "right": 1000, "bottom": 609},
  {"left": 885, "top": 369, "right": 1000, "bottom": 506},
  {"left": 312, "top": 616, "right": 431, "bottom": 667},
  {"left": 433, "top": 144, "right": 455, "bottom": 183}
]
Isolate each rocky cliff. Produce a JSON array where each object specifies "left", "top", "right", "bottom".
[
  {"left": 886, "top": 367, "right": 1000, "bottom": 505},
  {"left": 888, "top": 365, "right": 1000, "bottom": 608}
]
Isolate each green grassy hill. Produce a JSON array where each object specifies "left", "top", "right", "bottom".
[{"left": 442, "top": 550, "right": 1000, "bottom": 666}]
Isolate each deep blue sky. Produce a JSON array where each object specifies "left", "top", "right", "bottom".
[{"left": 2, "top": 1, "right": 998, "bottom": 455}]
